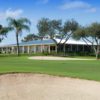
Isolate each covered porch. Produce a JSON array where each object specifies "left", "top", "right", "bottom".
[{"left": 0, "top": 44, "right": 57, "bottom": 54}]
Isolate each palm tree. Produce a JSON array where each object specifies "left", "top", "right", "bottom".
[
  {"left": 0, "top": 24, "right": 12, "bottom": 42},
  {"left": 7, "top": 17, "right": 31, "bottom": 56}
]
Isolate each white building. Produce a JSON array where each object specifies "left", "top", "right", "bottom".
[{"left": 0, "top": 39, "right": 92, "bottom": 54}]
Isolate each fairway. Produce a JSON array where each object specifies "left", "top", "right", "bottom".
[{"left": 0, "top": 56, "right": 100, "bottom": 81}]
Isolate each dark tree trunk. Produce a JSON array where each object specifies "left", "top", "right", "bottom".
[
  {"left": 94, "top": 45, "right": 100, "bottom": 60},
  {"left": 16, "top": 33, "right": 20, "bottom": 56},
  {"left": 95, "top": 52, "right": 99, "bottom": 60}
]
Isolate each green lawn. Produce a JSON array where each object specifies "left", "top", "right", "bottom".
[{"left": 0, "top": 56, "right": 100, "bottom": 81}]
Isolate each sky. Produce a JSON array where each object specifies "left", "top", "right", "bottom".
[{"left": 0, "top": 0, "right": 100, "bottom": 45}]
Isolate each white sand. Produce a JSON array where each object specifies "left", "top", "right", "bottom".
[
  {"left": 29, "top": 56, "right": 95, "bottom": 60},
  {"left": 0, "top": 74, "right": 100, "bottom": 100}
]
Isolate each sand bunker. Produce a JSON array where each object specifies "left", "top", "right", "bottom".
[
  {"left": 0, "top": 73, "right": 100, "bottom": 100},
  {"left": 29, "top": 56, "right": 95, "bottom": 60}
]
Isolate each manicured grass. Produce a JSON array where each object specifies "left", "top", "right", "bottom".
[{"left": 0, "top": 56, "right": 100, "bottom": 81}]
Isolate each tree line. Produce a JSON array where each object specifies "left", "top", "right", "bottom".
[{"left": 0, "top": 17, "right": 100, "bottom": 59}]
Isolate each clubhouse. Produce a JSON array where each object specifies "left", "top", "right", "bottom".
[{"left": 0, "top": 39, "right": 92, "bottom": 54}]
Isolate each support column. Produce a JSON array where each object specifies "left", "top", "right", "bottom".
[
  {"left": 1, "top": 48, "right": 3, "bottom": 54},
  {"left": 55, "top": 45, "right": 57, "bottom": 53},
  {"left": 27, "top": 46, "right": 30, "bottom": 54},
  {"left": 34, "top": 45, "right": 36, "bottom": 54},
  {"left": 41, "top": 45, "right": 43, "bottom": 53},
  {"left": 43, "top": 45, "right": 44, "bottom": 52},
  {"left": 12, "top": 47, "right": 15, "bottom": 54},
  {"left": 22, "top": 46, "right": 25, "bottom": 54},
  {"left": 48, "top": 45, "right": 50, "bottom": 53}
]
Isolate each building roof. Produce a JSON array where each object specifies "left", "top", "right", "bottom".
[
  {"left": 56, "top": 39, "right": 91, "bottom": 45},
  {"left": 0, "top": 39, "right": 91, "bottom": 47},
  {"left": 0, "top": 39, "right": 55, "bottom": 47}
]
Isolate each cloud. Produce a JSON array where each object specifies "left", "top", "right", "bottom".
[
  {"left": 6, "top": 8, "right": 23, "bottom": 17},
  {"left": 0, "top": 8, "right": 23, "bottom": 20},
  {"left": 86, "top": 8, "right": 97, "bottom": 13},
  {"left": 60, "top": 1, "right": 90, "bottom": 10},
  {"left": 60, "top": 0, "right": 97, "bottom": 13}
]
